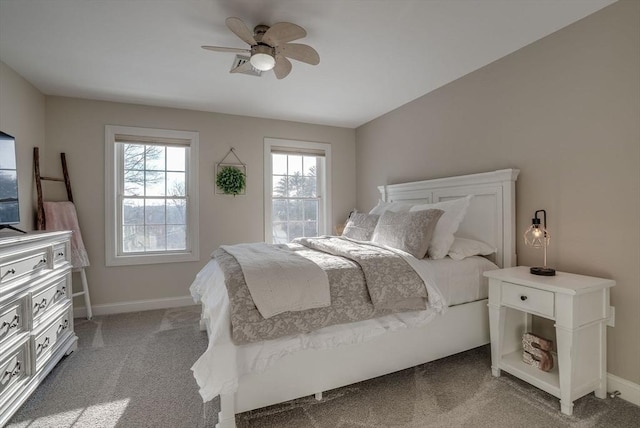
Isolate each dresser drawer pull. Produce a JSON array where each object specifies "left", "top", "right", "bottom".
[
  {"left": 33, "top": 258, "right": 47, "bottom": 269},
  {"left": 1, "top": 314, "right": 20, "bottom": 331},
  {"left": 1, "top": 268, "right": 16, "bottom": 279},
  {"left": 34, "top": 298, "right": 48, "bottom": 313},
  {"left": 57, "top": 319, "right": 69, "bottom": 334},
  {"left": 36, "top": 337, "right": 50, "bottom": 354},
  {"left": 0, "top": 361, "right": 21, "bottom": 385},
  {"left": 520, "top": 295, "right": 528, "bottom": 301},
  {"left": 56, "top": 252, "right": 65, "bottom": 257},
  {"left": 54, "top": 286, "right": 67, "bottom": 299}
]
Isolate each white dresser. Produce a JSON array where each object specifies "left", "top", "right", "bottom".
[{"left": 0, "top": 231, "right": 77, "bottom": 426}]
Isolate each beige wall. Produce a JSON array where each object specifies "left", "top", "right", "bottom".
[
  {"left": 43, "top": 97, "right": 355, "bottom": 309},
  {"left": 356, "top": 0, "right": 639, "bottom": 384},
  {"left": 0, "top": 61, "right": 45, "bottom": 232}
]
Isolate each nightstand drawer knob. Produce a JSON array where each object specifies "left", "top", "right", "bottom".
[{"left": 520, "top": 295, "right": 528, "bottom": 301}]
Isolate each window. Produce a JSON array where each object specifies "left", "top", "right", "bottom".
[
  {"left": 264, "top": 138, "right": 331, "bottom": 243},
  {"left": 105, "top": 125, "right": 199, "bottom": 266}
]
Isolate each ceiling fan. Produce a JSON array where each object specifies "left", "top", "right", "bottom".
[{"left": 202, "top": 17, "right": 320, "bottom": 79}]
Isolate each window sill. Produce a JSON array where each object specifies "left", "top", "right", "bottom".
[{"left": 106, "top": 250, "right": 199, "bottom": 267}]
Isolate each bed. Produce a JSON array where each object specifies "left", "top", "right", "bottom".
[{"left": 191, "top": 168, "right": 519, "bottom": 428}]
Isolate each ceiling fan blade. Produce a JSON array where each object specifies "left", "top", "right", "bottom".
[
  {"left": 262, "top": 22, "right": 306, "bottom": 46},
  {"left": 273, "top": 55, "right": 292, "bottom": 80},
  {"left": 202, "top": 46, "right": 251, "bottom": 54},
  {"left": 226, "top": 17, "right": 256, "bottom": 45},
  {"left": 276, "top": 43, "right": 319, "bottom": 65},
  {"left": 230, "top": 60, "right": 254, "bottom": 74}
]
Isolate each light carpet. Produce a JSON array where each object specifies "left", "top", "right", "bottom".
[{"left": 7, "top": 306, "right": 639, "bottom": 427}]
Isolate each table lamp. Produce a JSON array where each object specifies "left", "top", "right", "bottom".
[{"left": 523, "top": 209, "right": 556, "bottom": 276}]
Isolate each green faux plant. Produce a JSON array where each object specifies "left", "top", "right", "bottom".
[{"left": 216, "top": 166, "right": 246, "bottom": 195}]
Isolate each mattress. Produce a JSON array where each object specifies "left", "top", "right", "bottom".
[
  {"left": 425, "top": 255, "right": 495, "bottom": 306},
  {"left": 189, "top": 254, "right": 498, "bottom": 402}
]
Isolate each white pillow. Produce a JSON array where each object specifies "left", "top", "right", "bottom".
[
  {"left": 368, "top": 199, "right": 413, "bottom": 215},
  {"left": 409, "top": 195, "right": 473, "bottom": 259},
  {"left": 447, "top": 237, "right": 496, "bottom": 261}
]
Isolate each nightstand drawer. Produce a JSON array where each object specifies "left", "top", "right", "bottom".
[{"left": 502, "top": 282, "right": 554, "bottom": 318}]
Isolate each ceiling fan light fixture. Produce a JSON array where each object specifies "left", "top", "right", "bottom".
[{"left": 250, "top": 45, "right": 276, "bottom": 71}]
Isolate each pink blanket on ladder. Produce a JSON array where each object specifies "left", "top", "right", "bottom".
[{"left": 43, "top": 201, "right": 90, "bottom": 268}]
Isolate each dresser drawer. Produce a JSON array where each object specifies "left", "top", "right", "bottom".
[
  {"left": 52, "top": 243, "right": 68, "bottom": 266},
  {"left": 501, "top": 282, "right": 555, "bottom": 318},
  {"left": 0, "top": 295, "right": 26, "bottom": 348},
  {"left": 33, "top": 307, "right": 72, "bottom": 370},
  {"left": 0, "top": 339, "right": 29, "bottom": 400},
  {"left": 0, "top": 250, "right": 49, "bottom": 289},
  {"left": 31, "top": 274, "right": 70, "bottom": 323}
]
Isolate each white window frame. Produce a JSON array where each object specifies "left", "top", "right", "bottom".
[
  {"left": 105, "top": 125, "right": 199, "bottom": 266},
  {"left": 264, "top": 138, "right": 332, "bottom": 243}
]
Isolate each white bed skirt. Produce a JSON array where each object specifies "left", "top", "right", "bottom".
[{"left": 215, "top": 298, "right": 489, "bottom": 428}]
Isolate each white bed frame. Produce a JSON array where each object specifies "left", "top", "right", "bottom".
[{"left": 214, "top": 169, "right": 519, "bottom": 428}]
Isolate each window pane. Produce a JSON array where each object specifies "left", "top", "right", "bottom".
[
  {"left": 304, "top": 221, "right": 318, "bottom": 237},
  {"left": 303, "top": 200, "right": 318, "bottom": 221},
  {"left": 272, "top": 154, "right": 288, "bottom": 175},
  {"left": 272, "top": 222, "right": 288, "bottom": 244},
  {"left": 303, "top": 156, "right": 317, "bottom": 176},
  {"left": 145, "top": 225, "right": 166, "bottom": 251},
  {"left": 288, "top": 199, "right": 303, "bottom": 221},
  {"left": 123, "top": 144, "right": 145, "bottom": 170},
  {"left": 272, "top": 175, "right": 287, "bottom": 196},
  {"left": 287, "top": 174, "right": 305, "bottom": 197},
  {"left": 145, "top": 171, "right": 165, "bottom": 196},
  {"left": 288, "top": 155, "right": 302, "bottom": 175},
  {"left": 302, "top": 176, "right": 317, "bottom": 197},
  {"left": 289, "top": 222, "right": 304, "bottom": 241},
  {"left": 122, "top": 225, "right": 144, "bottom": 253},
  {"left": 167, "top": 172, "right": 185, "bottom": 196},
  {"left": 166, "top": 146, "right": 185, "bottom": 171},
  {"left": 145, "top": 199, "right": 165, "bottom": 225},
  {"left": 167, "top": 199, "right": 186, "bottom": 224},
  {"left": 145, "top": 146, "right": 165, "bottom": 170},
  {"left": 124, "top": 170, "right": 144, "bottom": 196},
  {"left": 123, "top": 199, "right": 144, "bottom": 225},
  {"left": 272, "top": 199, "right": 287, "bottom": 222},
  {"left": 167, "top": 225, "right": 186, "bottom": 250}
]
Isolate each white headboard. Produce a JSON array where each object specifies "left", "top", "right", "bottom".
[{"left": 377, "top": 169, "right": 520, "bottom": 268}]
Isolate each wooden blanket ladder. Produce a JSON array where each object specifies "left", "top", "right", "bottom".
[{"left": 34, "top": 147, "right": 93, "bottom": 319}]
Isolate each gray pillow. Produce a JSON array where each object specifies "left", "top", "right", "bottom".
[
  {"left": 371, "top": 209, "right": 444, "bottom": 258},
  {"left": 341, "top": 211, "right": 379, "bottom": 241}
]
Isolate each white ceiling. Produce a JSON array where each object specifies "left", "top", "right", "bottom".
[{"left": 0, "top": 0, "right": 615, "bottom": 128}]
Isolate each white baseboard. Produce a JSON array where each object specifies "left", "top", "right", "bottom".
[
  {"left": 73, "top": 295, "right": 196, "bottom": 319},
  {"left": 608, "top": 373, "right": 640, "bottom": 406}
]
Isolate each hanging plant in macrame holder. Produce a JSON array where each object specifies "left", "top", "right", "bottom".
[{"left": 215, "top": 148, "right": 246, "bottom": 195}]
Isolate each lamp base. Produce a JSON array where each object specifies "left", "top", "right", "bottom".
[{"left": 530, "top": 266, "right": 556, "bottom": 276}]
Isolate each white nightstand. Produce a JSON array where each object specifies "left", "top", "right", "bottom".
[{"left": 484, "top": 266, "right": 615, "bottom": 416}]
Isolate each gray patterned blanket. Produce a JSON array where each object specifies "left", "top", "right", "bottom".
[{"left": 214, "top": 237, "right": 428, "bottom": 344}]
